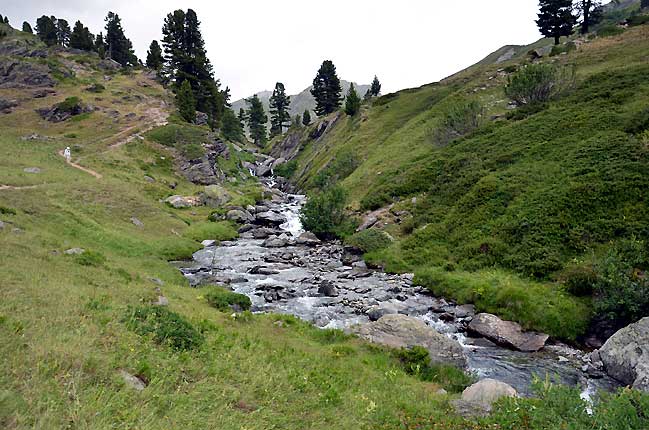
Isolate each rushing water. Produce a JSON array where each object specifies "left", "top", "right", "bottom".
[{"left": 179, "top": 190, "right": 620, "bottom": 397}]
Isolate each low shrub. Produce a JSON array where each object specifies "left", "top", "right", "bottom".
[
  {"left": 310, "top": 328, "right": 352, "bottom": 345},
  {"left": 360, "top": 192, "right": 392, "bottom": 211},
  {"left": 274, "top": 160, "right": 298, "bottom": 178},
  {"left": 597, "top": 24, "right": 625, "bottom": 37},
  {"left": 396, "top": 346, "right": 474, "bottom": 393},
  {"left": 628, "top": 14, "right": 649, "bottom": 27},
  {"left": 57, "top": 96, "right": 82, "bottom": 113},
  {"left": 506, "top": 102, "right": 548, "bottom": 120},
  {"left": 624, "top": 107, "right": 649, "bottom": 135},
  {"left": 557, "top": 263, "right": 597, "bottom": 296},
  {"left": 123, "top": 306, "right": 203, "bottom": 351},
  {"left": 86, "top": 83, "right": 105, "bottom": 93},
  {"left": 73, "top": 250, "right": 106, "bottom": 267},
  {"left": 431, "top": 99, "right": 484, "bottom": 146},
  {"left": 505, "top": 63, "right": 575, "bottom": 106},
  {"left": 301, "top": 185, "right": 356, "bottom": 239},
  {"left": 345, "top": 229, "right": 393, "bottom": 253},
  {"left": 205, "top": 287, "right": 251, "bottom": 312},
  {"left": 311, "top": 150, "right": 359, "bottom": 190},
  {"left": 183, "top": 221, "right": 237, "bottom": 242},
  {"left": 0, "top": 206, "right": 16, "bottom": 215}
]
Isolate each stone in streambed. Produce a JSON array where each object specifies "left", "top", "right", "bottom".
[
  {"left": 318, "top": 280, "right": 339, "bottom": 297},
  {"left": 468, "top": 313, "right": 548, "bottom": 352}
]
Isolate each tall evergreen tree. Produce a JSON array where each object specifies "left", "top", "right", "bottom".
[
  {"left": 370, "top": 75, "right": 381, "bottom": 97},
  {"left": 238, "top": 108, "right": 246, "bottom": 128},
  {"left": 642, "top": 0, "right": 649, "bottom": 9},
  {"left": 22, "top": 22, "right": 33, "bottom": 34},
  {"left": 146, "top": 40, "right": 164, "bottom": 70},
  {"left": 36, "top": 16, "right": 58, "bottom": 46},
  {"left": 269, "top": 82, "right": 291, "bottom": 136},
  {"left": 69, "top": 21, "right": 95, "bottom": 51},
  {"left": 56, "top": 18, "right": 71, "bottom": 47},
  {"left": 302, "top": 109, "right": 312, "bottom": 126},
  {"left": 311, "top": 60, "right": 343, "bottom": 117},
  {"left": 578, "top": 0, "right": 603, "bottom": 34},
  {"left": 536, "top": 0, "right": 578, "bottom": 45},
  {"left": 176, "top": 80, "right": 196, "bottom": 123},
  {"left": 3, "top": 16, "right": 9, "bottom": 25},
  {"left": 344, "top": 83, "right": 361, "bottom": 116},
  {"left": 104, "top": 12, "right": 137, "bottom": 66},
  {"left": 221, "top": 108, "right": 244, "bottom": 142},
  {"left": 246, "top": 95, "right": 268, "bottom": 146},
  {"left": 94, "top": 32, "right": 106, "bottom": 58}
]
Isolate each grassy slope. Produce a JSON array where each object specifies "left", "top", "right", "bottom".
[
  {"left": 286, "top": 25, "right": 649, "bottom": 340},
  {"left": 0, "top": 30, "right": 473, "bottom": 429}
]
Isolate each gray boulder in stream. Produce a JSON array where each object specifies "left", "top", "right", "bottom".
[
  {"left": 262, "top": 235, "right": 289, "bottom": 248},
  {"left": 468, "top": 313, "right": 548, "bottom": 352},
  {"left": 255, "top": 211, "right": 286, "bottom": 226},
  {"left": 351, "top": 314, "right": 467, "bottom": 368},
  {"left": 597, "top": 317, "right": 649, "bottom": 391}
]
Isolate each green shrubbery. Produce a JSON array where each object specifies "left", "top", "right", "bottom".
[
  {"left": 123, "top": 306, "right": 204, "bottom": 351},
  {"left": 345, "top": 229, "right": 393, "bottom": 253},
  {"left": 274, "top": 160, "right": 298, "bottom": 178},
  {"left": 57, "top": 96, "right": 83, "bottom": 113},
  {"left": 431, "top": 99, "right": 484, "bottom": 146},
  {"left": 311, "top": 150, "right": 359, "bottom": 190},
  {"left": 396, "top": 346, "right": 474, "bottom": 393},
  {"left": 183, "top": 221, "right": 237, "bottom": 242},
  {"left": 598, "top": 24, "right": 625, "bottom": 37},
  {"left": 86, "top": 83, "right": 105, "bottom": 93},
  {"left": 301, "top": 185, "right": 356, "bottom": 239},
  {"left": 505, "top": 63, "right": 575, "bottom": 105},
  {"left": 146, "top": 123, "right": 207, "bottom": 159},
  {"left": 73, "top": 250, "right": 107, "bottom": 267},
  {"left": 205, "top": 287, "right": 251, "bottom": 312}
]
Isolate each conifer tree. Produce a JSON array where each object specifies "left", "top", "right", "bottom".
[
  {"left": 344, "top": 83, "right": 361, "bottom": 116},
  {"left": 269, "top": 82, "right": 291, "bottom": 136},
  {"left": 70, "top": 21, "right": 95, "bottom": 51},
  {"left": 246, "top": 95, "right": 268, "bottom": 146},
  {"left": 370, "top": 75, "right": 381, "bottom": 97},
  {"left": 36, "top": 16, "right": 58, "bottom": 46},
  {"left": 146, "top": 40, "right": 164, "bottom": 70},
  {"left": 22, "top": 22, "right": 33, "bottom": 34},
  {"left": 176, "top": 80, "right": 196, "bottom": 123},
  {"left": 238, "top": 108, "right": 246, "bottom": 128},
  {"left": 302, "top": 109, "right": 312, "bottom": 126},
  {"left": 642, "top": 0, "right": 649, "bottom": 9},
  {"left": 3, "top": 16, "right": 8, "bottom": 25},
  {"left": 293, "top": 114, "right": 302, "bottom": 128},
  {"left": 311, "top": 60, "right": 343, "bottom": 116},
  {"left": 0, "top": 15, "right": 4, "bottom": 24},
  {"left": 104, "top": 12, "right": 137, "bottom": 66},
  {"left": 578, "top": 0, "right": 603, "bottom": 34},
  {"left": 56, "top": 18, "right": 71, "bottom": 47},
  {"left": 536, "top": 0, "right": 578, "bottom": 45},
  {"left": 94, "top": 33, "right": 106, "bottom": 58},
  {"left": 222, "top": 108, "right": 244, "bottom": 142}
]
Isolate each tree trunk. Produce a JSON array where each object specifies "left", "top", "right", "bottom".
[{"left": 554, "top": 35, "right": 560, "bottom": 45}]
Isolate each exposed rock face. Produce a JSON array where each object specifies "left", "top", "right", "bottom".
[
  {"left": 351, "top": 314, "right": 467, "bottom": 368},
  {"left": 36, "top": 101, "right": 92, "bottom": 123},
  {"left": 269, "top": 130, "right": 303, "bottom": 161},
  {"left": 468, "top": 313, "right": 549, "bottom": 352},
  {"left": 0, "top": 39, "right": 48, "bottom": 58},
  {"left": 178, "top": 138, "right": 229, "bottom": 185},
  {"left": 0, "top": 60, "right": 56, "bottom": 89},
  {"left": 453, "top": 379, "right": 518, "bottom": 418},
  {"left": 598, "top": 317, "right": 649, "bottom": 391}
]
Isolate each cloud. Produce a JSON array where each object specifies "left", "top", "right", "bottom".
[{"left": 5, "top": 0, "right": 542, "bottom": 99}]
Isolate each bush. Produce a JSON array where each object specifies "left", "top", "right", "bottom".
[
  {"left": 597, "top": 24, "right": 625, "bottom": 37},
  {"left": 396, "top": 346, "right": 474, "bottom": 393},
  {"left": 274, "top": 160, "right": 298, "bottom": 178},
  {"left": 73, "top": 250, "right": 106, "bottom": 267},
  {"left": 624, "top": 107, "right": 649, "bottom": 135},
  {"left": 628, "top": 14, "right": 649, "bottom": 27},
  {"left": 86, "top": 83, "right": 105, "bottom": 93},
  {"left": 345, "top": 229, "right": 393, "bottom": 253},
  {"left": 360, "top": 192, "right": 392, "bottom": 211},
  {"left": 205, "top": 287, "right": 251, "bottom": 312},
  {"left": 505, "top": 63, "right": 575, "bottom": 106},
  {"left": 506, "top": 102, "right": 548, "bottom": 120},
  {"left": 311, "top": 150, "right": 359, "bottom": 190},
  {"left": 594, "top": 238, "right": 649, "bottom": 329},
  {"left": 57, "top": 96, "right": 83, "bottom": 113},
  {"left": 431, "top": 99, "right": 484, "bottom": 146},
  {"left": 557, "top": 264, "right": 597, "bottom": 296},
  {"left": 300, "top": 185, "right": 356, "bottom": 239},
  {"left": 0, "top": 206, "right": 16, "bottom": 215},
  {"left": 123, "top": 306, "right": 203, "bottom": 351}
]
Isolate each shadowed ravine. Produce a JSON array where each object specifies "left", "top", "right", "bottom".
[{"left": 179, "top": 183, "right": 620, "bottom": 397}]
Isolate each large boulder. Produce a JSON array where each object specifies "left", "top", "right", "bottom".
[
  {"left": 453, "top": 379, "right": 517, "bottom": 418},
  {"left": 0, "top": 97, "right": 18, "bottom": 114},
  {"left": 295, "top": 231, "right": 321, "bottom": 246},
  {"left": 201, "top": 185, "right": 230, "bottom": 207},
  {"left": 262, "top": 235, "right": 290, "bottom": 248},
  {"left": 318, "top": 280, "right": 339, "bottom": 297},
  {"left": 255, "top": 211, "right": 286, "bottom": 226},
  {"left": 165, "top": 195, "right": 200, "bottom": 209},
  {"left": 468, "top": 313, "right": 548, "bottom": 352},
  {"left": 351, "top": 314, "right": 467, "bottom": 368},
  {"left": 226, "top": 209, "right": 254, "bottom": 224},
  {"left": 598, "top": 317, "right": 649, "bottom": 391}
]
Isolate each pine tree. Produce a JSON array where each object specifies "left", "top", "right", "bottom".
[
  {"left": 104, "top": 12, "right": 137, "bottom": 66},
  {"left": 269, "top": 82, "right": 291, "bottom": 137},
  {"left": 642, "top": 0, "right": 649, "bottom": 9},
  {"left": 222, "top": 108, "right": 244, "bottom": 142},
  {"left": 56, "top": 19, "right": 71, "bottom": 47},
  {"left": 246, "top": 95, "right": 268, "bottom": 146},
  {"left": 3, "top": 16, "right": 8, "bottom": 25},
  {"left": 292, "top": 114, "right": 302, "bottom": 128},
  {"left": 238, "top": 108, "right": 246, "bottom": 128},
  {"left": 344, "top": 83, "right": 361, "bottom": 116},
  {"left": 578, "top": 0, "right": 603, "bottom": 34},
  {"left": 370, "top": 75, "right": 381, "bottom": 97},
  {"left": 311, "top": 60, "right": 343, "bottom": 116},
  {"left": 536, "top": 0, "right": 578, "bottom": 45},
  {"left": 302, "top": 109, "right": 312, "bottom": 126},
  {"left": 22, "top": 22, "right": 33, "bottom": 34},
  {"left": 36, "top": 16, "right": 58, "bottom": 47},
  {"left": 176, "top": 80, "right": 196, "bottom": 123},
  {"left": 146, "top": 40, "right": 164, "bottom": 70},
  {"left": 94, "top": 33, "right": 106, "bottom": 58},
  {"left": 70, "top": 21, "right": 95, "bottom": 51}
]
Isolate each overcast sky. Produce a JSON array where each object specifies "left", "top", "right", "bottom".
[{"left": 5, "top": 1, "right": 543, "bottom": 99}]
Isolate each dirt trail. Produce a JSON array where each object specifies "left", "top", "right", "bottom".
[
  {"left": 0, "top": 184, "right": 41, "bottom": 191},
  {"left": 58, "top": 150, "right": 103, "bottom": 178}
]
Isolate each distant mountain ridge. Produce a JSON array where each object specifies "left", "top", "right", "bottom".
[{"left": 231, "top": 80, "right": 371, "bottom": 122}]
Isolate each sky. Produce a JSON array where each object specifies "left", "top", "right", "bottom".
[{"left": 4, "top": 1, "right": 544, "bottom": 100}]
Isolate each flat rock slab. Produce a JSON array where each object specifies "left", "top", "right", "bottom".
[
  {"left": 351, "top": 314, "right": 467, "bottom": 368},
  {"left": 468, "top": 313, "right": 548, "bottom": 352}
]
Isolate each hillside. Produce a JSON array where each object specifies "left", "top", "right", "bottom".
[
  {"left": 231, "top": 80, "right": 371, "bottom": 122},
  {"left": 271, "top": 14, "right": 649, "bottom": 342}
]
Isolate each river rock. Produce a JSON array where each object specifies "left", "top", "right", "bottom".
[
  {"left": 468, "top": 313, "right": 549, "bottom": 352},
  {"left": 318, "top": 280, "right": 339, "bottom": 297},
  {"left": 367, "top": 304, "right": 399, "bottom": 321},
  {"left": 454, "top": 304, "right": 475, "bottom": 318},
  {"left": 295, "top": 231, "right": 321, "bottom": 246},
  {"left": 251, "top": 227, "right": 277, "bottom": 239},
  {"left": 226, "top": 209, "right": 254, "bottom": 224},
  {"left": 262, "top": 236, "right": 289, "bottom": 248},
  {"left": 598, "top": 317, "right": 649, "bottom": 391},
  {"left": 351, "top": 314, "right": 467, "bottom": 368},
  {"left": 453, "top": 379, "right": 518, "bottom": 418},
  {"left": 255, "top": 211, "right": 286, "bottom": 226}
]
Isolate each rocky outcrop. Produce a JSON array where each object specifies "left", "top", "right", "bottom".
[
  {"left": 0, "top": 60, "right": 56, "bottom": 89},
  {"left": 468, "top": 313, "right": 548, "bottom": 352},
  {"left": 36, "top": 100, "right": 93, "bottom": 122},
  {"left": 0, "top": 97, "right": 18, "bottom": 113},
  {"left": 178, "top": 137, "right": 229, "bottom": 185},
  {"left": 200, "top": 185, "right": 230, "bottom": 207},
  {"left": 453, "top": 379, "right": 517, "bottom": 418},
  {"left": 351, "top": 314, "right": 467, "bottom": 368},
  {"left": 269, "top": 130, "right": 304, "bottom": 161},
  {"left": 597, "top": 317, "right": 649, "bottom": 391},
  {"left": 226, "top": 209, "right": 255, "bottom": 224}
]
